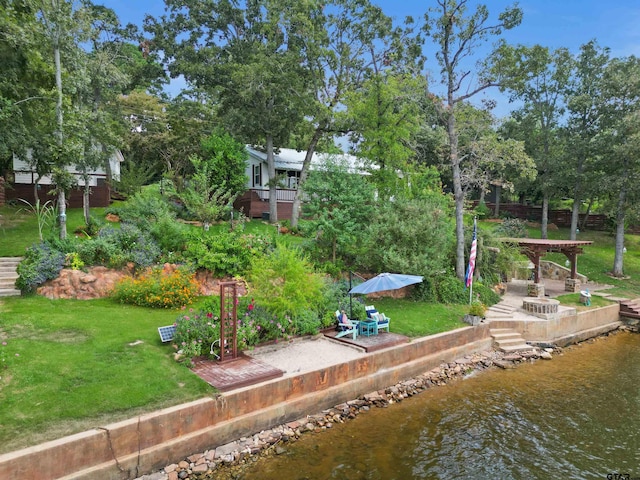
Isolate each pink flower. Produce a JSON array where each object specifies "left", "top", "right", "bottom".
[
  {"left": 248, "top": 303, "right": 254, "bottom": 311},
  {"left": 1, "top": 342, "right": 6, "bottom": 346},
  {"left": 15, "top": 353, "right": 19, "bottom": 357},
  {"left": 207, "top": 312, "right": 213, "bottom": 319}
]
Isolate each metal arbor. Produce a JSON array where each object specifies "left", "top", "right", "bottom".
[{"left": 219, "top": 281, "right": 238, "bottom": 362}]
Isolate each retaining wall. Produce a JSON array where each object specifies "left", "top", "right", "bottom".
[
  {"left": 0, "top": 325, "right": 492, "bottom": 480},
  {"left": 490, "top": 303, "right": 621, "bottom": 346}
]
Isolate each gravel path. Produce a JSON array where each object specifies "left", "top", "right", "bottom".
[{"left": 245, "top": 335, "right": 366, "bottom": 376}]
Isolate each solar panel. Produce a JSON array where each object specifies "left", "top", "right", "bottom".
[{"left": 158, "top": 325, "right": 176, "bottom": 343}]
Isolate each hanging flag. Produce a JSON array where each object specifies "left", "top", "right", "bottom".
[{"left": 465, "top": 218, "right": 477, "bottom": 288}]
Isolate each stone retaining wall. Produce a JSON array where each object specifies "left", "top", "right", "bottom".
[{"left": 0, "top": 325, "right": 492, "bottom": 480}]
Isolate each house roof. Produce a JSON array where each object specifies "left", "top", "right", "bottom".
[{"left": 247, "top": 146, "right": 369, "bottom": 175}]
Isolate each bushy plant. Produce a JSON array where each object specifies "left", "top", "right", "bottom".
[
  {"left": 435, "top": 275, "right": 467, "bottom": 304},
  {"left": 150, "top": 217, "right": 190, "bottom": 253},
  {"left": 468, "top": 301, "right": 486, "bottom": 317},
  {"left": 97, "top": 223, "right": 161, "bottom": 268},
  {"left": 248, "top": 243, "right": 324, "bottom": 319},
  {"left": 359, "top": 196, "right": 455, "bottom": 277},
  {"left": 77, "top": 236, "right": 120, "bottom": 267},
  {"left": 173, "top": 308, "right": 220, "bottom": 359},
  {"left": 16, "top": 242, "right": 66, "bottom": 293},
  {"left": 111, "top": 267, "right": 200, "bottom": 308},
  {"left": 472, "top": 282, "right": 501, "bottom": 306},
  {"left": 184, "top": 230, "right": 272, "bottom": 277},
  {"left": 475, "top": 200, "right": 491, "bottom": 219},
  {"left": 65, "top": 252, "right": 85, "bottom": 270},
  {"left": 495, "top": 218, "right": 528, "bottom": 238},
  {"left": 106, "top": 189, "right": 176, "bottom": 230}
]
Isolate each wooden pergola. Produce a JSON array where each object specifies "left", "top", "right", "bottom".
[{"left": 501, "top": 238, "right": 593, "bottom": 284}]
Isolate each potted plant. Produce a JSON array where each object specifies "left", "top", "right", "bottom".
[{"left": 463, "top": 301, "right": 486, "bottom": 326}]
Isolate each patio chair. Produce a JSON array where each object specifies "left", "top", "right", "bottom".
[
  {"left": 335, "top": 310, "right": 359, "bottom": 339},
  {"left": 365, "top": 305, "right": 390, "bottom": 333}
]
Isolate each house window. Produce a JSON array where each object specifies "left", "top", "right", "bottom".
[{"left": 253, "top": 164, "right": 262, "bottom": 187}]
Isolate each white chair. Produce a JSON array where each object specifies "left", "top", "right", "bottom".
[{"left": 335, "top": 310, "right": 359, "bottom": 339}]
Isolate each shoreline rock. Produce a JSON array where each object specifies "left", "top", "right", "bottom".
[{"left": 135, "top": 345, "right": 564, "bottom": 480}]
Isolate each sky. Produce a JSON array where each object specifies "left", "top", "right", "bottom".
[{"left": 103, "top": 0, "right": 640, "bottom": 118}]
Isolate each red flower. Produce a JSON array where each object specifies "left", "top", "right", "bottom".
[
  {"left": 207, "top": 312, "right": 213, "bottom": 319},
  {"left": 248, "top": 303, "right": 254, "bottom": 311}
]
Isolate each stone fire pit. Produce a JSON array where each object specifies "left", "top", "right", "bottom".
[{"left": 522, "top": 297, "right": 560, "bottom": 316}]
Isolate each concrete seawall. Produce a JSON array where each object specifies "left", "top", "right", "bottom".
[
  {"left": 490, "top": 303, "right": 622, "bottom": 346},
  {"left": 0, "top": 325, "right": 493, "bottom": 480}
]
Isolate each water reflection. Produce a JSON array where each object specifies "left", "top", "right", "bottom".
[{"left": 235, "top": 333, "right": 640, "bottom": 479}]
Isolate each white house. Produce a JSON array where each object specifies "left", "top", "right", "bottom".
[
  {"left": 236, "top": 146, "right": 369, "bottom": 220},
  {"left": 5, "top": 150, "right": 124, "bottom": 208}
]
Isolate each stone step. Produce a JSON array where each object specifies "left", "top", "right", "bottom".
[
  {"left": 494, "top": 338, "right": 527, "bottom": 348},
  {"left": 490, "top": 331, "right": 521, "bottom": 340},
  {"left": 488, "top": 304, "right": 516, "bottom": 313},
  {"left": 500, "top": 343, "right": 536, "bottom": 353},
  {"left": 0, "top": 277, "right": 18, "bottom": 287},
  {"left": 0, "top": 288, "right": 21, "bottom": 297}
]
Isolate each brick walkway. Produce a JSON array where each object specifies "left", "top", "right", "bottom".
[{"left": 191, "top": 354, "right": 283, "bottom": 392}]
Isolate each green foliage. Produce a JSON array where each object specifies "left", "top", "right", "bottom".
[
  {"left": 149, "top": 217, "right": 190, "bottom": 254},
  {"left": 16, "top": 241, "right": 66, "bottom": 294},
  {"left": 495, "top": 218, "right": 528, "bottom": 238},
  {"left": 360, "top": 196, "right": 455, "bottom": 278},
  {"left": 472, "top": 283, "right": 501, "bottom": 306},
  {"left": 176, "top": 154, "right": 238, "bottom": 225},
  {"left": 97, "top": 224, "right": 161, "bottom": 269},
  {"left": 184, "top": 230, "right": 273, "bottom": 277},
  {"left": 302, "top": 155, "right": 376, "bottom": 263},
  {"left": 199, "top": 130, "right": 249, "bottom": 198},
  {"left": 106, "top": 189, "right": 176, "bottom": 229},
  {"left": 173, "top": 308, "right": 220, "bottom": 359},
  {"left": 113, "top": 161, "right": 157, "bottom": 198},
  {"left": 111, "top": 267, "right": 200, "bottom": 308},
  {"left": 468, "top": 301, "right": 486, "bottom": 317},
  {"left": 65, "top": 252, "right": 84, "bottom": 271},
  {"left": 434, "top": 275, "right": 467, "bottom": 304},
  {"left": 475, "top": 200, "right": 491, "bottom": 219},
  {"left": 18, "top": 199, "right": 57, "bottom": 241},
  {"left": 248, "top": 243, "right": 324, "bottom": 319}
]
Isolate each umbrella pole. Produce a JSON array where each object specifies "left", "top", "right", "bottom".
[{"left": 349, "top": 272, "right": 353, "bottom": 319}]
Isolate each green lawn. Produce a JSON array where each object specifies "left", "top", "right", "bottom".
[
  {"left": 0, "top": 296, "right": 212, "bottom": 454},
  {"left": 372, "top": 298, "right": 468, "bottom": 337}
]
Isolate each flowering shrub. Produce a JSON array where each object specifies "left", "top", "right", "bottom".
[
  {"left": 16, "top": 241, "right": 66, "bottom": 293},
  {"left": 111, "top": 267, "right": 200, "bottom": 308},
  {"left": 173, "top": 308, "right": 220, "bottom": 358}
]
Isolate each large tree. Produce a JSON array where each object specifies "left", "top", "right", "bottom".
[
  {"left": 147, "top": 0, "right": 320, "bottom": 223},
  {"left": 423, "top": 0, "right": 522, "bottom": 279},
  {"left": 289, "top": 0, "right": 423, "bottom": 227},
  {"left": 564, "top": 41, "right": 610, "bottom": 239},
  {"left": 494, "top": 43, "right": 572, "bottom": 239},
  {"left": 598, "top": 56, "right": 640, "bottom": 277}
]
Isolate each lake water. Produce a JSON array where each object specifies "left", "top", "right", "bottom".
[{"left": 233, "top": 332, "right": 640, "bottom": 479}]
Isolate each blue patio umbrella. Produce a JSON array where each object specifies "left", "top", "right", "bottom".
[{"left": 349, "top": 272, "right": 424, "bottom": 295}]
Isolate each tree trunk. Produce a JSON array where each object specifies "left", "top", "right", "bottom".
[
  {"left": 570, "top": 197, "right": 580, "bottom": 240},
  {"left": 494, "top": 184, "right": 502, "bottom": 217},
  {"left": 570, "top": 158, "right": 585, "bottom": 240},
  {"left": 447, "top": 111, "right": 466, "bottom": 280},
  {"left": 541, "top": 193, "right": 549, "bottom": 239},
  {"left": 291, "top": 129, "right": 322, "bottom": 228},
  {"left": 83, "top": 173, "right": 90, "bottom": 225},
  {"left": 54, "top": 20, "right": 67, "bottom": 240},
  {"left": 265, "top": 135, "right": 278, "bottom": 223},
  {"left": 612, "top": 186, "right": 626, "bottom": 277},
  {"left": 580, "top": 198, "right": 593, "bottom": 231}
]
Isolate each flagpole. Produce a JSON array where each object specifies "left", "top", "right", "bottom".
[{"left": 466, "top": 217, "right": 477, "bottom": 305}]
